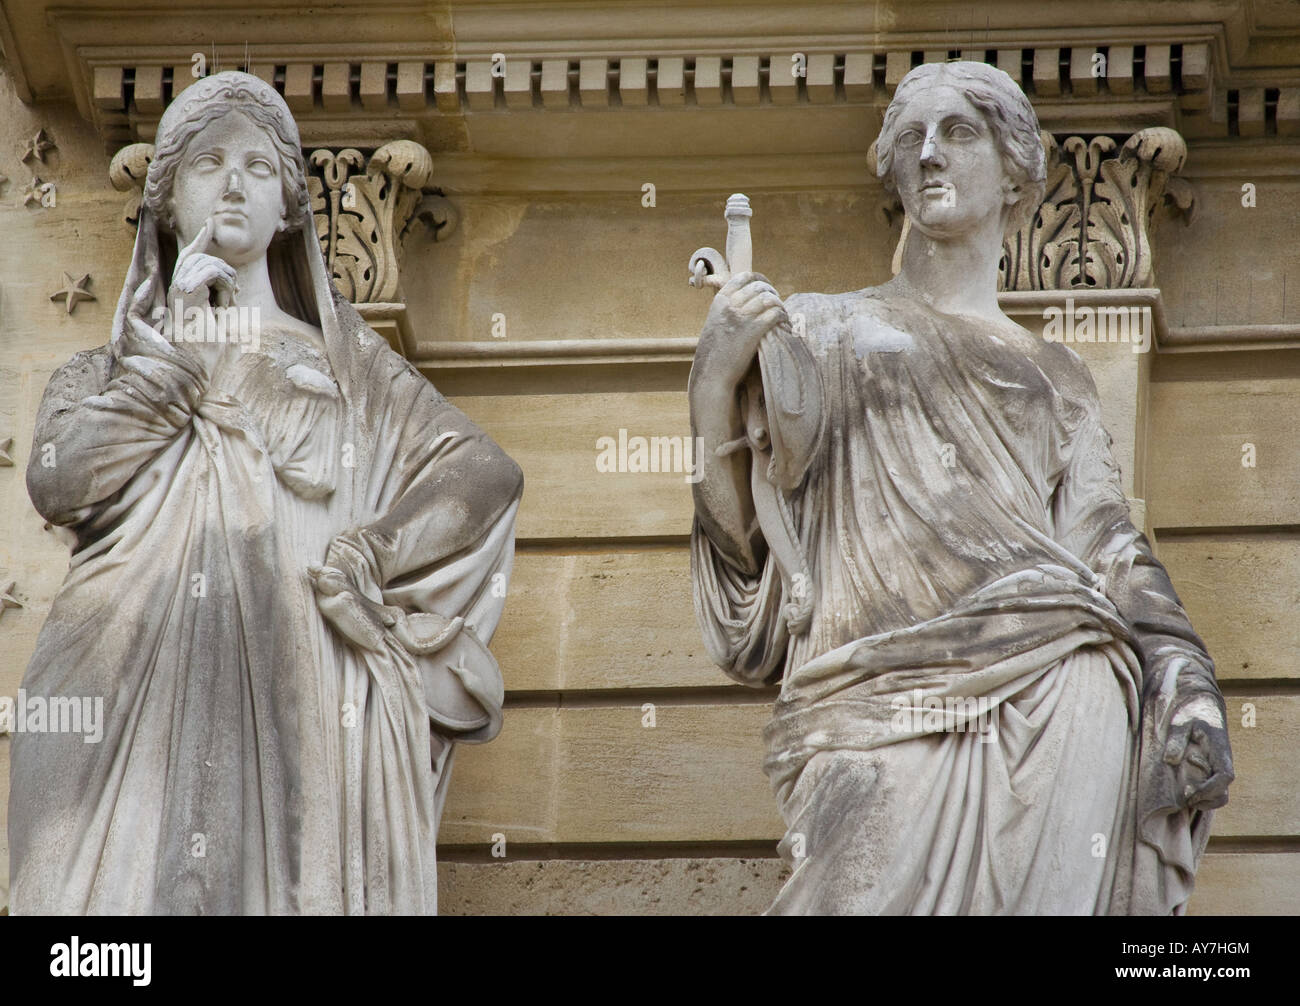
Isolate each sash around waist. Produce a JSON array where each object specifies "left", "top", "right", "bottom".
[{"left": 763, "top": 563, "right": 1142, "bottom": 799}]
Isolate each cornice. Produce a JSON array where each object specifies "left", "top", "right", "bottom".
[{"left": 0, "top": 1, "right": 1292, "bottom": 155}]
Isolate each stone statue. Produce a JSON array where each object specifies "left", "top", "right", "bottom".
[
  {"left": 8, "top": 72, "right": 523, "bottom": 915},
  {"left": 687, "top": 61, "right": 1233, "bottom": 915}
]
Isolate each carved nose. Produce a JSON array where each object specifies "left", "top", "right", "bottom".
[
  {"left": 225, "top": 170, "right": 243, "bottom": 195},
  {"left": 920, "top": 132, "right": 943, "bottom": 166}
]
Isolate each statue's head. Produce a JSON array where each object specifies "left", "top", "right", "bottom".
[
  {"left": 143, "top": 71, "right": 312, "bottom": 266},
  {"left": 873, "top": 61, "right": 1045, "bottom": 240}
]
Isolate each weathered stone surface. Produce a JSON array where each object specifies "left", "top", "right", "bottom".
[
  {"left": 1159, "top": 534, "right": 1300, "bottom": 680},
  {"left": 440, "top": 700, "right": 1294, "bottom": 845},
  {"left": 685, "top": 61, "right": 1231, "bottom": 915},
  {"left": 5, "top": 72, "right": 520, "bottom": 916},
  {"left": 439, "top": 858, "right": 789, "bottom": 916},
  {"left": 3, "top": 9, "right": 1299, "bottom": 919},
  {"left": 436, "top": 851, "right": 1297, "bottom": 916}
]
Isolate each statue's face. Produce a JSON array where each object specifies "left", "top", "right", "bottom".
[
  {"left": 889, "top": 83, "right": 1014, "bottom": 240},
  {"left": 168, "top": 109, "right": 287, "bottom": 266}
]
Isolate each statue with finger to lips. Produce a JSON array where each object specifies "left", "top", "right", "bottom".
[{"left": 9, "top": 71, "right": 522, "bottom": 915}]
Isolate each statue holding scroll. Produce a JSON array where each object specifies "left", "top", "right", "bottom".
[
  {"left": 687, "top": 61, "right": 1232, "bottom": 914},
  {"left": 9, "top": 72, "right": 522, "bottom": 914}
]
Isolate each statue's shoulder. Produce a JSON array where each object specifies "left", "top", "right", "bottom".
[
  {"left": 783, "top": 286, "right": 898, "bottom": 342},
  {"left": 334, "top": 295, "right": 448, "bottom": 403},
  {"left": 61, "top": 343, "right": 113, "bottom": 372},
  {"left": 1031, "top": 336, "right": 1102, "bottom": 405}
]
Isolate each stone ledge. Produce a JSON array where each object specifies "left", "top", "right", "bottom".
[
  {"left": 436, "top": 849, "right": 1300, "bottom": 914},
  {"left": 438, "top": 856, "right": 789, "bottom": 915}
]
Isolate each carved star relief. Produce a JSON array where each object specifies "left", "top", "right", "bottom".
[
  {"left": 0, "top": 580, "right": 21, "bottom": 618},
  {"left": 21, "top": 127, "right": 55, "bottom": 165},
  {"left": 50, "top": 272, "right": 96, "bottom": 314},
  {"left": 21, "top": 176, "right": 45, "bottom": 207},
  {"left": 0, "top": 437, "right": 14, "bottom": 466}
]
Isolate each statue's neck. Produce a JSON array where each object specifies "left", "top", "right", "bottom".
[
  {"left": 227, "top": 256, "right": 279, "bottom": 314},
  {"left": 894, "top": 216, "right": 1006, "bottom": 323}
]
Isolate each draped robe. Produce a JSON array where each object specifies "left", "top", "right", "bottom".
[
  {"left": 692, "top": 284, "right": 1221, "bottom": 915},
  {"left": 9, "top": 257, "right": 521, "bottom": 915}
]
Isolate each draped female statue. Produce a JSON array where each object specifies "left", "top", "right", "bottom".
[
  {"left": 9, "top": 71, "right": 522, "bottom": 915},
  {"left": 688, "top": 61, "right": 1233, "bottom": 914}
]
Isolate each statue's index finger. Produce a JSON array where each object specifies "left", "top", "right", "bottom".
[{"left": 175, "top": 217, "right": 214, "bottom": 267}]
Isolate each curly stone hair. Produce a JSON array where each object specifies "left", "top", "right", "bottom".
[{"left": 874, "top": 61, "right": 1047, "bottom": 234}]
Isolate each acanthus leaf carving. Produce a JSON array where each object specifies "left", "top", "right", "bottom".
[
  {"left": 999, "top": 127, "right": 1195, "bottom": 291},
  {"left": 306, "top": 140, "right": 449, "bottom": 305},
  {"left": 999, "top": 132, "right": 1084, "bottom": 292}
]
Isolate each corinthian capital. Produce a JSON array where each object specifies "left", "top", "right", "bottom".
[
  {"left": 307, "top": 140, "right": 456, "bottom": 305},
  {"left": 1000, "top": 127, "right": 1195, "bottom": 291}
]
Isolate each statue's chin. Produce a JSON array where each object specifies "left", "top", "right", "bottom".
[
  {"left": 906, "top": 208, "right": 996, "bottom": 245},
  {"left": 208, "top": 227, "right": 268, "bottom": 261}
]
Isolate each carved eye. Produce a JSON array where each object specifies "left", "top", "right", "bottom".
[
  {"left": 192, "top": 152, "right": 222, "bottom": 169},
  {"left": 948, "top": 122, "right": 978, "bottom": 139},
  {"left": 247, "top": 158, "right": 276, "bottom": 178},
  {"left": 896, "top": 128, "right": 924, "bottom": 149}
]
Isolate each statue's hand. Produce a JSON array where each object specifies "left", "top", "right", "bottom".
[
  {"left": 307, "top": 562, "right": 403, "bottom": 654},
  {"left": 1164, "top": 692, "right": 1234, "bottom": 812},
  {"left": 700, "top": 271, "right": 789, "bottom": 387},
  {"left": 110, "top": 312, "right": 207, "bottom": 418},
  {"left": 307, "top": 562, "right": 464, "bottom": 659},
  {"left": 166, "top": 218, "right": 239, "bottom": 365},
  {"left": 170, "top": 218, "right": 238, "bottom": 307}
]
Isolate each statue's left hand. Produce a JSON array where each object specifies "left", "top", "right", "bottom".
[
  {"left": 307, "top": 561, "right": 464, "bottom": 658},
  {"left": 1163, "top": 691, "right": 1234, "bottom": 813},
  {"left": 307, "top": 563, "right": 403, "bottom": 653}
]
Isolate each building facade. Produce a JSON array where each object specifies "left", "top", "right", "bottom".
[{"left": 0, "top": 0, "right": 1297, "bottom": 913}]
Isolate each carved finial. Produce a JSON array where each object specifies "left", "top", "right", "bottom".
[
  {"left": 50, "top": 272, "right": 96, "bottom": 314},
  {"left": 999, "top": 126, "right": 1195, "bottom": 290},
  {"left": 21, "top": 127, "right": 56, "bottom": 165}
]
